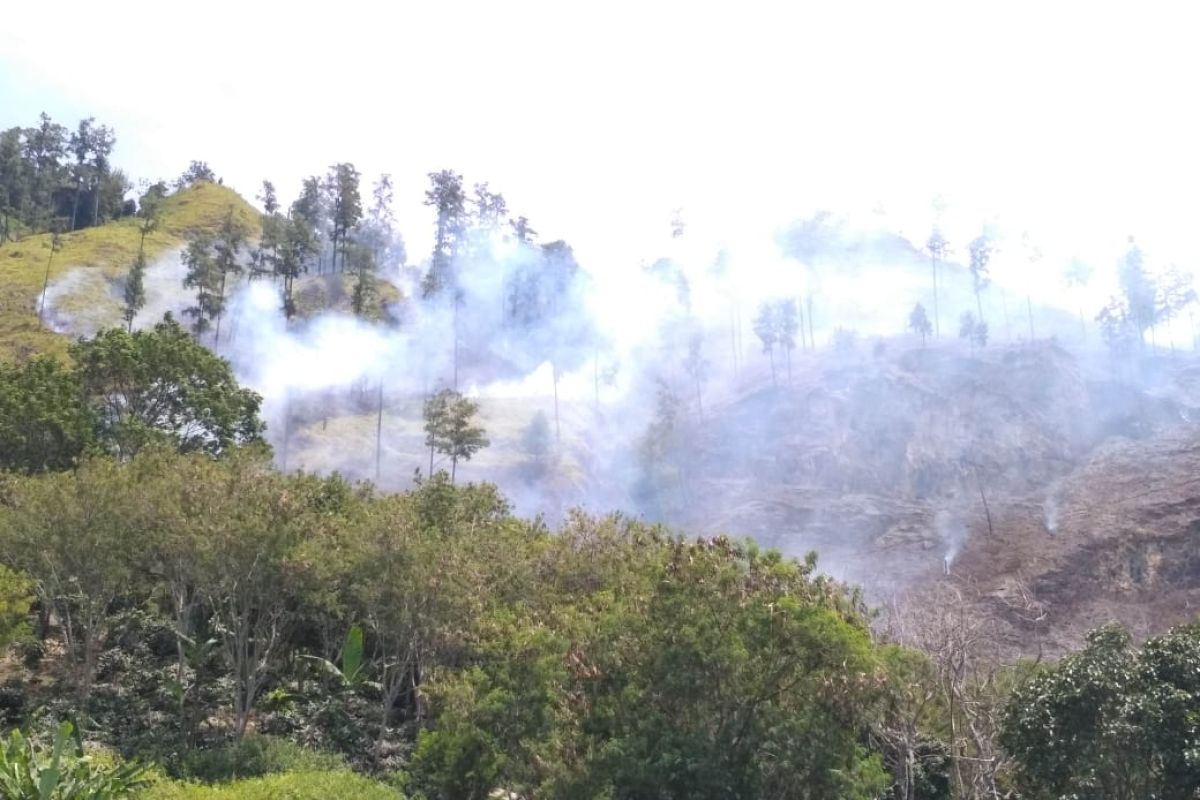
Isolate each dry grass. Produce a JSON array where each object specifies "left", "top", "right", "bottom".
[{"left": 0, "top": 181, "right": 259, "bottom": 363}]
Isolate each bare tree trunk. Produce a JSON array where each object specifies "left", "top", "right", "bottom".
[
  {"left": 38, "top": 249, "right": 56, "bottom": 325},
  {"left": 931, "top": 255, "right": 940, "bottom": 337},
  {"left": 768, "top": 349, "right": 777, "bottom": 386},
  {"left": 806, "top": 295, "right": 815, "bottom": 348},
  {"left": 375, "top": 380, "right": 384, "bottom": 484},
  {"left": 553, "top": 363, "right": 561, "bottom": 444}
]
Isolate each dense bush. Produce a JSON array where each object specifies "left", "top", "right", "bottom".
[
  {"left": 177, "top": 736, "right": 346, "bottom": 784},
  {"left": 139, "top": 770, "right": 402, "bottom": 799}
]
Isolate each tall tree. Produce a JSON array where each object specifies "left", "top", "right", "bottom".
[
  {"left": 70, "top": 315, "right": 264, "bottom": 458},
  {"left": 277, "top": 213, "right": 317, "bottom": 321},
  {"left": 123, "top": 250, "right": 147, "bottom": 332},
  {"left": 776, "top": 298, "right": 799, "bottom": 382},
  {"left": 908, "top": 302, "right": 933, "bottom": 347},
  {"left": 753, "top": 301, "right": 779, "bottom": 386},
  {"left": 423, "top": 388, "right": 489, "bottom": 483},
  {"left": 37, "top": 226, "right": 63, "bottom": 326},
  {"left": 254, "top": 179, "right": 282, "bottom": 280},
  {"left": 421, "top": 170, "right": 467, "bottom": 298},
  {"left": 1064, "top": 258, "right": 1093, "bottom": 341},
  {"left": 967, "top": 233, "right": 994, "bottom": 324},
  {"left": 682, "top": 332, "right": 709, "bottom": 420},
  {"left": 211, "top": 207, "right": 246, "bottom": 347},
  {"left": 925, "top": 227, "right": 949, "bottom": 337},
  {"left": 325, "top": 163, "right": 362, "bottom": 273},
  {"left": 182, "top": 231, "right": 220, "bottom": 339}
]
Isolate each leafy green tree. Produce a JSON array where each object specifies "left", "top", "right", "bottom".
[
  {"left": 22, "top": 112, "right": 68, "bottom": 228},
  {"left": 212, "top": 206, "right": 247, "bottom": 346},
  {"left": 175, "top": 160, "right": 216, "bottom": 189},
  {"left": 422, "top": 170, "right": 467, "bottom": 298},
  {"left": 253, "top": 179, "right": 282, "bottom": 280},
  {"left": 126, "top": 183, "right": 169, "bottom": 331},
  {"left": 277, "top": 214, "right": 318, "bottom": 321},
  {"left": 182, "top": 231, "right": 220, "bottom": 338},
  {"left": 0, "top": 127, "right": 29, "bottom": 242},
  {"left": 348, "top": 242, "right": 377, "bottom": 317},
  {"left": 123, "top": 249, "right": 147, "bottom": 332},
  {"left": 69, "top": 316, "right": 265, "bottom": 458},
  {"left": 423, "top": 389, "right": 489, "bottom": 483},
  {"left": 324, "top": 163, "right": 362, "bottom": 272},
  {"left": 0, "top": 564, "right": 33, "bottom": 653},
  {"left": 520, "top": 410, "right": 553, "bottom": 482},
  {"left": 0, "top": 458, "right": 149, "bottom": 698},
  {"left": 0, "top": 356, "right": 94, "bottom": 473},
  {"left": 1003, "top": 622, "right": 1200, "bottom": 800},
  {"left": 908, "top": 302, "right": 932, "bottom": 346}
]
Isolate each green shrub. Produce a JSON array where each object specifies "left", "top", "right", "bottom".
[
  {"left": 177, "top": 736, "right": 345, "bottom": 783},
  {"left": 138, "top": 770, "right": 403, "bottom": 799}
]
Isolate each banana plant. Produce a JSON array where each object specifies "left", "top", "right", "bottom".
[
  {"left": 0, "top": 721, "right": 148, "bottom": 799},
  {"left": 302, "top": 623, "right": 372, "bottom": 688}
]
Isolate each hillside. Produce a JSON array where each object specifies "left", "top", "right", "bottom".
[{"left": 0, "top": 181, "right": 260, "bottom": 362}]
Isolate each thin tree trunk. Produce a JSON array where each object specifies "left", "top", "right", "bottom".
[
  {"left": 70, "top": 178, "right": 82, "bottom": 231},
  {"left": 931, "top": 255, "right": 940, "bottom": 337},
  {"left": 450, "top": 455, "right": 457, "bottom": 484},
  {"left": 553, "top": 363, "right": 561, "bottom": 443},
  {"left": 1027, "top": 294, "right": 1035, "bottom": 340},
  {"left": 768, "top": 349, "right": 776, "bottom": 386},
  {"left": 38, "top": 249, "right": 56, "bottom": 325},
  {"left": 975, "top": 290, "right": 985, "bottom": 326},
  {"left": 798, "top": 299, "right": 807, "bottom": 350},
  {"left": 806, "top": 295, "right": 815, "bottom": 348},
  {"left": 375, "top": 380, "right": 384, "bottom": 483}
]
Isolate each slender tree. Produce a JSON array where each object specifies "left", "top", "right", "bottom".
[
  {"left": 776, "top": 298, "right": 799, "bottom": 382},
  {"left": 925, "top": 227, "right": 949, "bottom": 336},
  {"left": 908, "top": 302, "right": 932, "bottom": 347},
  {"left": 211, "top": 207, "right": 246, "bottom": 347},
  {"left": 37, "top": 226, "right": 63, "bottom": 326},
  {"left": 182, "top": 232, "right": 220, "bottom": 339},
  {"left": 968, "top": 233, "right": 994, "bottom": 324},
  {"left": 682, "top": 332, "right": 709, "bottom": 420},
  {"left": 753, "top": 301, "right": 779, "bottom": 386}
]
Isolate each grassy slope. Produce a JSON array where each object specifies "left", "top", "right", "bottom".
[{"left": 0, "top": 181, "right": 260, "bottom": 363}]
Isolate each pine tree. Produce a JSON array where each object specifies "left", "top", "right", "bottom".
[
  {"left": 776, "top": 298, "right": 799, "bottom": 382},
  {"left": 421, "top": 170, "right": 467, "bottom": 298},
  {"left": 325, "top": 163, "right": 362, "bottom": 272},
  {"left": 925, "top": 227, "right": 949, "bottom": 336},
  {"left": 968, "top": 233, "right": 994, "bottom": 324},
  {"left": 211, "top": 207, "right": 246, "bottom": 347},
  {"left": 682, "top": 332, "right": 710, "bottom": 420},
  {"left": 908, "top": 302, "right": 932, "bottom": 347},
  {"left": 182, "top": 232, "right": 220, "bottom": 339},
  {"left": 753, "top": 302, "right": 779, "bottom": 386},
  {"left": 123, "top": 250, "right": 147, "bottom": 332}
]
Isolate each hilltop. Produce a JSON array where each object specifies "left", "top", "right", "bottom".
[{"left": 0, "top": 181, "right": 260, "bottom": 362}]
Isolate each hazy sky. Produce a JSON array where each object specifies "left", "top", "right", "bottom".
[{"left": 3, "top": 1, "right": 1198, "bottom": 292}]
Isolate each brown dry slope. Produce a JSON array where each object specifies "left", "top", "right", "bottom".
[{"left": 679, "top": 338, "right": 1200, "bottom": 653}]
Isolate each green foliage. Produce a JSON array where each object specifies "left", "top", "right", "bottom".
[
  {"left": 1003, "top": 622, "right": 1200, "bottom": 799},
  {"left": 176, "top": 737, "right": 345, "bottom": 784},
  {"left": 139, "top": 770, "right": 401, "bottom": 800},
  {"left": 69, "top": 316, "right": 265, "bottom": 458},
  {"left": 0, "top": 564, "right": 34, "bottom": 652},
  {"left": 0, "top": 722, "right": 149, "bottom": 799},
  {"left": 0, "top": 356, "right": 94, "bottom": 472},
  {"left": 422, "top": 389, "right": 489, "bottom": 481}
]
